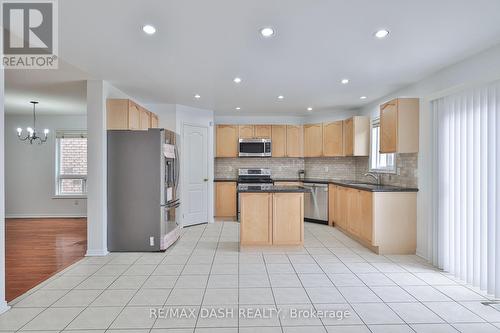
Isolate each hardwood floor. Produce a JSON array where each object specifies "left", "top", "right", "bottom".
[{"left": 5, "top": 218, "right": 87, "bottom": 302}]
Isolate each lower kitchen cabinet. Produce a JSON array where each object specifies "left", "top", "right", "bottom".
[
  {"left": 240, "top": 192, "right": 304, "bottom": 246},
  {"left": 240, "top": 193, "right": 272, "bottom": 245},
  {"left": 214, "top": 181, "right": 237, "bottom": 219},
  {"left": 330, "top": 185, "right": 416, "bottom": 254},
  {"left": 272, "top": 193, "right": 304, "bottom": 245}
]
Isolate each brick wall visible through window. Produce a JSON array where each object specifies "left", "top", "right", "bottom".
[{"left": 56, "top": 135, "right": 87, "bottom": 195}]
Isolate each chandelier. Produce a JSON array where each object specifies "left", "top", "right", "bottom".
[{"left": 17, "top": 101, "right": 49, "bottom": 144}]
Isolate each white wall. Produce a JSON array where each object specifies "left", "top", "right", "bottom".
[
  {"left": 175, "top": 104, "right": 215, "bottom": 225},
  {"left": 5, "top": 115, "right": 87, "bottom": 218},
  {"left": 356, "top": 43, "right": 500, "bottom": 260}
]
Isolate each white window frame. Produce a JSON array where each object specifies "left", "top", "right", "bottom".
[
  {"left": 369, "top": 117, "right": 396, "bottom": 173},
  {"left": 54, "top": 130, "right": 88, "bottom": 198}
]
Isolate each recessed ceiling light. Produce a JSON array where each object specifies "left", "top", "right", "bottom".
[
  {"left": 307, "top": 107, "right": 313, "bottom": 111},
  {"left": 142, "top": 24, "right": 156, "bottom": 35},
  {"left": 233, "top": 77, "right": 242, "bottom": 84},
  {"left": 260, "top": 27, "right": 275, "bottom": 38},
  {"left": 341, "top": 79, "right": 349, "bottom": 84},
  {"left": 235, "top": 107, "right": 241, "bottom": 110},
  {"left": 374, "top": 29, "right": 389, "bottom": 39},
  {"left": 194, "top": 94, "right": 201, "bottom": 99},
  {"left": 360, "top": 96, "right": 367, "bottom": 100},
  {"left": 277, "top": 95, "right": 284, "bottom": 100}
]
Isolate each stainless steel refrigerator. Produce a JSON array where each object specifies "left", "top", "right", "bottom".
[{"left": 107, "top": 128, "right": 181, "bottom": 251}]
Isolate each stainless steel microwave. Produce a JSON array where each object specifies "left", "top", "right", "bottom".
[{"left": 239, "top": 138, "right": 272, "bottom": 157}]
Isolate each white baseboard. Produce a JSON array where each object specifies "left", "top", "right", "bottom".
[
  {"left": 6, "top": 214, "right": 87, "bottom": 219},
  {"left": 0, "top": 301, "right": 10, "bottom": 315},
  {"left": 86, "top": 249, "right": 109, "bottom": 257}
]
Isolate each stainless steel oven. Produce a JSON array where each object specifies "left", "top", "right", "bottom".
[{"left": 239, "top": 138, "right": 271, "bottom": 157}]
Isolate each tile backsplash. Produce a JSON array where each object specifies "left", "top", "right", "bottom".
[
  {"left": 355, "top": 153, "right": 418, "bottom": 188},
  {"left": 215, "top": 153, "right": 418, "bottom": 188},
  {"left": 304, "top": 157, "right": 358, "bottom": 180},
  {"left": 215, "top": 158, "right": 305, "bottom": 179}
]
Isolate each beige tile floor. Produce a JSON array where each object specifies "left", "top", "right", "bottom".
[{"left": 1, "top": 221, "right": 500, "bottom": 333}]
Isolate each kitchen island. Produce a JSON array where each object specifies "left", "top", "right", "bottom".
[{"left": 238, "top": 186, "right": 310, "bottom": 246}]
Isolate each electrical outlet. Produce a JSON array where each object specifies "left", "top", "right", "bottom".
[
  {"left": 397, "top": 168, "right": 401, "bottom": 175},
  {"left": 324, "top": 166, "right": 329, "bottom": 172},
  {"left": 149, "top": 237, "right": 155, "bottom": 246}
]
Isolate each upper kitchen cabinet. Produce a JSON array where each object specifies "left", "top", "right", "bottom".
[
  {"left": 271, "top": 125, "right": 287, "bottom": 157},
  {"left": 139, "top": 106, "right": 151, "bottom": 130},
  {"left": 150, "top": 113, "right": 159, "bottom": 128},
  {"left": 380, "top": 98, "right": 419, "bottom": 153},
  {"left": 216, "top": 125, "right": 239, "bottom": 157},
  {"left": 239, "top": 125, "right": 254, "bottom": 139},
  {"left": 254, "top": 125, "right": 272, "bottom": 138},
  {"left": 286, "top": 125, "right": 304, "bottom": 157},
  {"left": 343, "top": 116, "right": 370, "bottom": 156},
  {"left": 304, "top": 123, "right": 323, "bottom": 157},
  {"left": 107, "top": 99, "right": 143, "bottom": 130},
  {"left": 323, "top": 121, "right": 344, "bottom": 156}
]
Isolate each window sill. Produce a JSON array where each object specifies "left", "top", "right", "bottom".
[{"left": 52, "top": 195, "right": 87, "bottom": 199}]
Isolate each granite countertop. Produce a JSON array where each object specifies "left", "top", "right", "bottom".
[
  {"left": 215, "top": 178, "right": 418, "bottom": 192},
  {"left": 273, "top": 178, "right": 419, "bottom": 192},
  {"left": 238, "top": 185, "right": 311, "bottom": 193}
]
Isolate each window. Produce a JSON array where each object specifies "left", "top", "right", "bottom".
[
  {"left": 55, "top": 130, "right": 87, "bottom": 196},
  {"left": 369, "top": 118, "right": 396, "bottom": 173}
]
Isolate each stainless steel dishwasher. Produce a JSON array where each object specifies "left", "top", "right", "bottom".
[{"left": 303, "top": 183, "right": 329, "bottom": 224}]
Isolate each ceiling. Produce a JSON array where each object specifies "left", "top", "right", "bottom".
[{"left": 7, "top": 0, "right": 500, "bottom": 116}]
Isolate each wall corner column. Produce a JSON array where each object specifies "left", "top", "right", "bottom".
[{"left": 86, "top": 80, "right": 109, "bottom": 256}]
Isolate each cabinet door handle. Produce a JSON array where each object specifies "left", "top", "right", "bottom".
[{"left": 204, "top": 178, "right": 208, "bottom": 182}]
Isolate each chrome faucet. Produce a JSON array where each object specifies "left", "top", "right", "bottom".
[{"left": 364, "top": 172, "right": 381, "bottom": 185}]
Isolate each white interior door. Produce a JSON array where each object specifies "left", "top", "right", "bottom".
[{"left": 182, "top": 124, "right": 208, "bottom": 226}]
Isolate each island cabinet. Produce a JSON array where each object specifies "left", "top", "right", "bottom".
[
  {"left": 323, "top": 121, "right": 344, "bottom": 157},
  {"left": 343, "top": 116, "right": 370, "bottom": 156},
  {"left": 380, "top": 98, "right": 419, "bottom": 153},
  {"left": 240, "top": 192, "right": 304, "bottom": 246},
  {"left": 304, "top": 123, "right": 323, "bottom": 157},
  {"left": 214, "top": 181, "right": 237, "bottom": 219},
  {"left": 286, "top": 125, "right": 304, "bottom": 157},
  {"left": 330, "top": 185, "right": 416, "bottom": 254},
  {"left": 271, "top": 125, "right": 287, "bottom": 157},
  {"left": 216, "top": 125, "right": 239, "bottom": 157}
]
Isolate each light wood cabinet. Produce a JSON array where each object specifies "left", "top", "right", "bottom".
[
  {"left": 380, "top": 98, "right": 419, "bottom": 153},
  {"left": 214, "top": 182, "right": 237, "bottom": 219},
  {"left": 240, "top": 193, "right": 272, "bottom": 245},
  {"left": 216, "top": 125, "right": 239, "bottom": 157},
  {"left": 323, "top": 121, "right": 344, "bottom": 156},
  {"left": 254, "top": 125, "right": 272, "bottom": 138},
  {"left": 329, "top": 184, "right": 416, "bottom": 254},
  {"left": 239, "top": 125, "right": 254, "bottom": 139},
  {"left": 359, "top": 190, "right": 373, "bottom": 243},
  {"left": 271, "top": 125, "right": 287, "bottom": 157},
  {"left": 304, "top": 123, "right": 323, "bottom": 157},
  {"left": 328, "top": 184, "right": 336, "bottom": 226},
  {"left": 286, "top": 125, "right": 304, "bottom": 157},
  {"left": 343, "top": 116, "right": 370, "bottom": 156},
  {"left": 107, "top": 99, "right": 160, "bottom": 131},
  {"left": 272, "top": 193, "right": 304, "bottom": 245},
  {"left": 150, "top": 114, "right": 159, "bottom": 128},
  {"left": 139, "top": 107, "right": 151, "bottom": 130}
]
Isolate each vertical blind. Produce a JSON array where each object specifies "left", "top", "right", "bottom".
[{"left": 431, "top": 80, "right": 500, "bottom": 296}]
